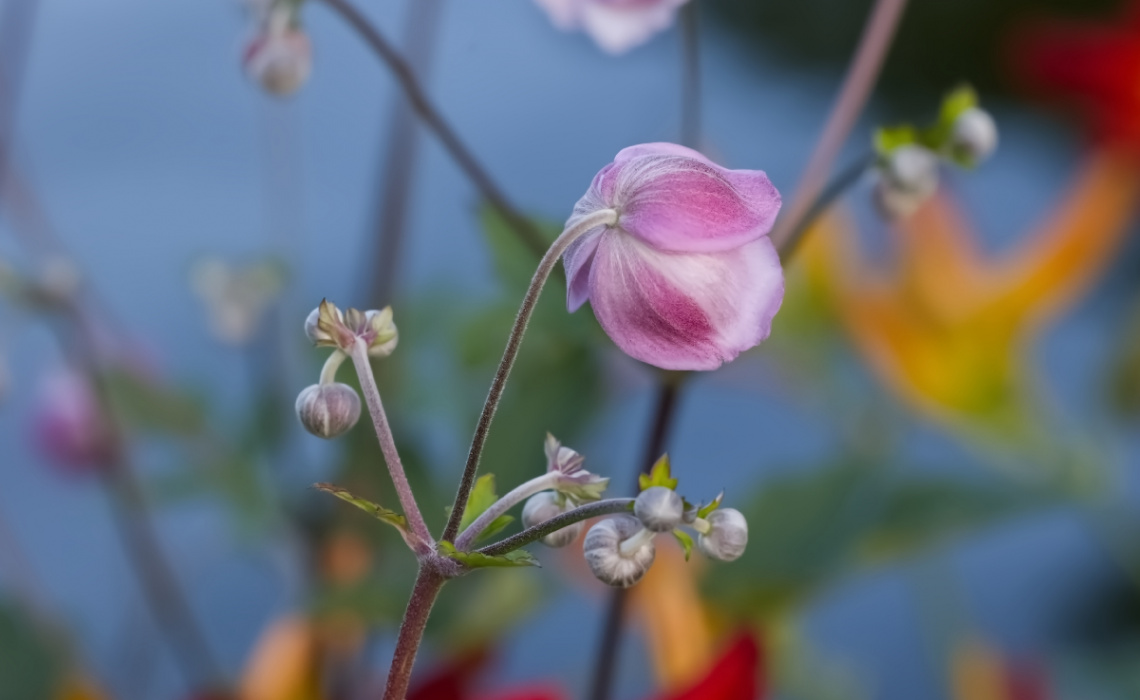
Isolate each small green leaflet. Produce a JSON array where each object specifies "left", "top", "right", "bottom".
[
  {"left": 639, "top": 454, "right": 678, "bottom": 491},
  {"left": 697, "top": 491, "right": 724, "bottom": 519},
  {"left": 438, "top": 541, "right": 540, "bottom": 569},
  {"left": 672, "top": 529, "right": 694, "bottom": 561},
  {"left": 455, "top": 474, "right": 515, "bottom": 543},
  {"left": 873, "top": 84, "right": 982, "bottom": 165},
  {"left": 314, "top": 483, "right": 408, "bottom": 533}
]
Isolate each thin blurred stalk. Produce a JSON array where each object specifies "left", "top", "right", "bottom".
[
  {"left": 0, "top": 0, "right": 38, "bottom": 204},
  {"left": 769, "top": 0, "right": 908, "bottom": 251},
  {"left": 679, "top": 2, "right": 701, "bottom": 150},
  {"left": 588, "top": 374, "right": 686, "bottom": 700},
  {"left": 777, "top": 153, "right": 874, "bottom": 262},
  {"left": 364, "top": 0, "right": 446, "bottom": 308},
  {"left": 317, "top": 0, "right": 549, "bottom": 260}
]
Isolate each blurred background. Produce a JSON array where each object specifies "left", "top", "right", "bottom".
[{"left": 2, "top": 0, "right": 1140, "bottom": 698}]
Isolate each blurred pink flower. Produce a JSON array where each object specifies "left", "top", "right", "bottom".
[
  {"left": 533, "top": 0, "right": 692, "bottom": 54},
  {"left": 31, "top": 368, "right": 114, "bottom": 471},
  {"left": 564, "top": 143, "right": 784, "bottom": 371}
]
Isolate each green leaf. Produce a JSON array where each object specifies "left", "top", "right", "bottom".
[
  {"left": 639, "top": 454, "right": 678, "bottom": 491},
  {"left": 697, "top": 491, "right": 724, "bottom": 519},
  {"left": 672, "top": 529, "right": 694, "bottom": 561},
  {"left": 314, "top": 483, "right": 409, "bottom": 534},
  {"left": 873, "top": 124, "right": 918, "bottom": 157},
  {"left": 0, "top": 604, "right": 66, "bottom": 699},
  {"left": 937, "top": 84, "right": 978, "bottom": 127},
  {"left": 438, "top": 541, "right": 541, "bottom": 569},
  {"left": 101, "top": 368, "right": 206, "bottom": 436},
  {"left": 459, "top": 474, "right": 500, "bottom": 531}
]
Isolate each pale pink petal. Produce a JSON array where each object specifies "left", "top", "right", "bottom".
[
  {"left": 594, "top": 151, "right": 781, "bottom": 254},
  {"left": 563, "top": 227, "right": 605, "bottom": 311},
  {"left": 532, "top": 0, "right": 582, "bottom": 29},
  {"left": 578, "top": 0, "right": 690, "bottom": 54},
  {"left": 613, "top": 142, "right": 711, "bottom": 165},
  {"left": 584, "top": 232, "right": 784, "bottom": 370}
]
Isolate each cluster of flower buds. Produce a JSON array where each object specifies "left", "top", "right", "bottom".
[
  {"left": 582, "top": 456, "right": 748, "bottom": 588},
  {"left": 242, "top": 0, "right": 312, "bottom": 97},
  {"left": 520, "top": 434, "right": 611, "bottom": 547},
  {"left": 295, "top": 300, "right": 398, "bottom": 439},
  {"left": 873, "top": 87, "right": 999, "bottom": 220}
]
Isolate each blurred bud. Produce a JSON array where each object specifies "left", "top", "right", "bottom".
[
  {"left": 31, "top": 368, "right": 114, "bottom": 471},
  {"left": 521, "top": 491, "right": 583, "bottom": 547},
  {"left": 583, "top": 515, "right": 656, "bottom": 588},
  {"left": 36, "top": 257, "right": 81, "bottom": 304},
  {"left": 874, "top": 145, "right": 940, "bottom": 220},
  {"left": 191, "top": 257, "right": 285, "bottom": 346},
  {"left": 295, "top": 383, "right": 361, "bottom": 439},
  {"left": 696, "top": 508, "right": 747, "bottom": 562},
  {"left": 950, "top": 107, "right": 998, "bottom": 166},
  {"left": 634, "top": 486, "right": 683, "bottom": 532},
  {"left": 244, "top": 11, "right": 311, "bottom": 97}
]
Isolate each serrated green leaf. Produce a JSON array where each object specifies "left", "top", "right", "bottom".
[
  {"left": 639, "top": 454, "right": 678, "bottom": 491},
  {"left": 438, "top": 541, "right": 541, "bottom": 569},
  {"left": 672, "top": 529, "right": 694, "bottom": 561},
  {"left": 314, "top": 483, "right": 409, "bottom": 533},
  {"left": 697, "top": 491, "right": 724, "bottom": 519}
]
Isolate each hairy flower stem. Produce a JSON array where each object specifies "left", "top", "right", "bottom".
[
  {"left": 382, "top": 566, "right": 447, "bottom": 700},
  {"left": 441, "top": 207, "right": 619, "bottom": 543},
  {"left": 477, "top": 499, "right": 636, "bottom": 557},
  {"left": 769, "top": 0, "right": 909, "bottom": 250},
  {"left": 349, "top": 340, "right": 432, "bottom": 548},
  {"left": 679, "top": 1, "right": 701, "bottom": 149},
  {"left": 454, "top": 472, "right": 558, "bottom": 551},
  {"left": 316, "top": 0, "right": 547, "bottom": 260}
]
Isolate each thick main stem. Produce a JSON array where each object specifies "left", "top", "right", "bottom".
[
  {"left": 317, "top": 0, "right": 547, "bottom": 260},
  {"left": 454, "top": 472, "right": 557, "bottom": 551},
  {"left": 769, "top": 0, "right": 908, "bottom": 250},
  {"left": 441, "top": 207, "right": 619, "bottom": 543},
  {"left": 349, "top": 340, "right": 433, "bottom": 546},
  {"left": 382, "top": 567, "right": 446, "bottom": 700}
]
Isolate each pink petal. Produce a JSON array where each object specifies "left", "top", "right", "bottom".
[
  {"left": 584, "top": 231, "right": 783, "bottom": 370},
  {"left": 578, "top": 0, "right": 690, "bottom": 54},
  {"left": 563, "top": 227, "right": 605, "bottom": 311},
  {"left": 594, "top": 148, "right": 781, "bottom": 254}
]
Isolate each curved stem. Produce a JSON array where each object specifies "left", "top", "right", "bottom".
[
  {"left": 441, "top": 207, "right": 619, "bottom": 543},
  {"left": 316, "top": 0, "right": 548, "bottom": 260},
  {"left": 769, "top": 0, "right": 908, "bottom": 250},
  {"left": 348, "top": 339, "right": 433, "bottom": 547},
  {"left": 454, "top": 472, "right": 557, "bottom": 551},
  {"left": 679, "top": 1, "right": 701, "bottom": 149},
  {"left": 320, "top": 349, "right": 347, "bottom": 385},
  {"left": 381, "top": 566, "right": 446, "bottom": 700},
  {"left": 777, "top": 153, "right": 875, "bottom": 262},
  {"left": 477, "top": 498, "right": 635, "bottom": 558}
]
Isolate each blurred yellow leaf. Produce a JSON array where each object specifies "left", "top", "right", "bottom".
[
  {"left": 950, "top": 640, "right": 1007, "bottom": 700},
  {"left": 239, "top": 616, "right": 322, "bottom": 700},
  {"left": 803, "top": 149, "right": 1140, "bottom": 434},
  {"left": 631, "top": 542, "right": 713, "bottom": 691},
  {"left": 54, "top": 675, "right": 109, "bottom": 700}
]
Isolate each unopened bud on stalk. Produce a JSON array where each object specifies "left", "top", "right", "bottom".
[
  {"left": 634, "top": 486, "right": 683, "bottom": 532},
  {"left": 295, "top": 383, "right": 360, "bottom": 439},
  {"left": 522, "top": 491, "right": 583, "bottom": 548},
  {"left": 874, "top": 145, "right": 940, "bottom": 220},
  {"left": 243, "top": 19, "right": 312, "bottom": 97},
  {"left": 949, "top": 107, "right": 998, "bottom": 166},
  {"left": 583, "top": 515, "right": 656, "bottom": 588},
  {"left": 696, "top": 508, "right": 748, "bottom": 562}
]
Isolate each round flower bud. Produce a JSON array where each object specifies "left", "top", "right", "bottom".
[
  {"left": 950, "top": 107, "right": 998, "bottom": 165},
  {"left": 634, "top": 486, "right": 683, "bottom": 532},
  {"left": 522, "top": 491, "right": 583, "bottom": 548},
  {"left": 244, "top": 27, "right": 312, "bottom": 97},
  {"left": 883, "top": 145, "right": 939, "bottom": 194},
  {"left": 304, "top": 306, "right": 331, "bottom": 345},
  {"left": 583, "top": 516, "right": 656, "bottom": 588},
  {"left": 697, "top": 508, "right": 748, "bottom": 562},
  {"left": 295, "top": 383, "right": 361, "bottom": 439}
]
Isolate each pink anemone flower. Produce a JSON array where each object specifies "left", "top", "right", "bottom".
[
  {"left": 563, "top": 143, "right": 784, "bottom": 371},
  {"left": 533, "top": 0, "right": 692, "bottom": 55}
]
